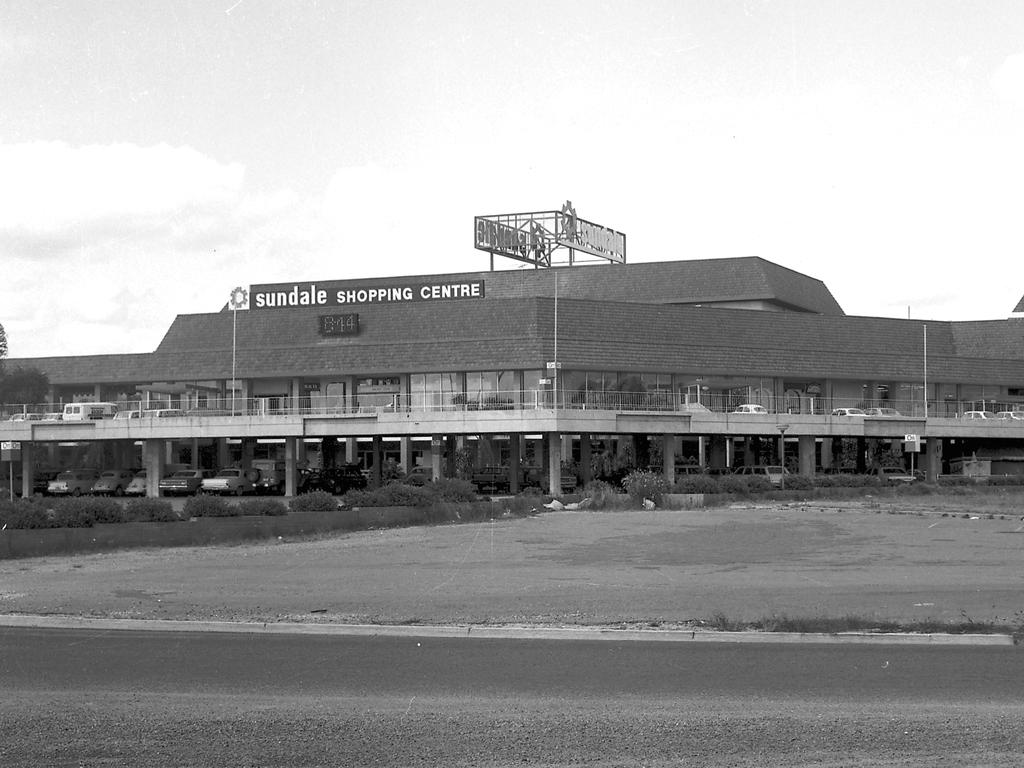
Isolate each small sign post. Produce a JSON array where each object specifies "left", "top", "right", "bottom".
[{"left": 2, "top": 441, "right": 21, "bottom": 502}]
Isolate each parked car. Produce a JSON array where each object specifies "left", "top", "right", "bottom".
[
  {"left": 317, "top": 464, "right": 368, "bottom": 494},
  {"left": 48, "top": 469, "right": 102, "bottom": 496},
  {"left": 876, "top": 466, "right": 915, "bottom": 484},
  {"left": 125, "top": 470, "right": 148, "bottom": 496},
  {"left": 91, "top": 469, "right": 137, "bottom": 496},
  {"left": 995, "top": 411, "right": 1024, "bottom": 421},
  {"left": 143, "top": 408, "right": 187, "bottom": 418},
  {"left": 62, "top": 402, "right": 119, "bottom": 420},
  {"left": 962, "top": 411, "right": 996, "bottom": 419},
  {"left": 159, "top": 469, "right": 216, "bottom": 496},
  {"left": 7, "top": 412, "right": 44, "bottom": 421},
  {"left": 732, "top": 404, "right": 769, "bottom": 414},
  {"left": 831, "top": 407, "right": 867, "bottom": 417},
  {"left": 733, "top": 465, "right": 789, "bottom": 486},
  {"left": 403, "top": 465, "right": 434, "bottom": 485},
  {"left": 864, "top": 407, "right": 902, "bottom": 417},
  {"left": 39, "top": 412, "right": 63, "bottom": 421},
  {"left": 113, "top": 409, "right": 143, "bottom": 420},
  {"left": 201, "top": 468, "right": 260, "bottom": 496}
]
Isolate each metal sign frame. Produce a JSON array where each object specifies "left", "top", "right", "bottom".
[{"left": 474, "top": 201, "right": 626, "bottom": 268}]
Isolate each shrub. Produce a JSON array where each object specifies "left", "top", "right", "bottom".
[
  {"left": 938, "top": 476, "right": 976, "bottom": 487},
  {"left": 781, "top": 474, "right": 814, "bottom": 491},
  {"left": 289, "top": 491, "right": 339, "bottom": 512},
  {"left": 184, "top": 494, "right": 237, "bottom": 518},
  {"left": 0, "top": 497, "right": 65, "bottom": 529},
  {"left": 58, "top": 496, "right": 125, "bottom": 524},
  {"left": 239, "top": 498, "right": 289, "bottom": 516},
  {"left": 621, "top": 470, "right": 672, "bottom": 505},
  {"left": 673, "top": 475, "right": 721, "bottom": 494},
  {"left": 717, "top": 474, "right": 750, "bottom": 495},
  {"left": 425, "top": 478, "right": 478, "bottom": 503},
  {"left": 580, "top": 480, "right": 621, "bottom": 510},
  {"left": 344, "top": 482, "right": 435, "bottom": 508},
  {"left": 125, "top": 498, "right": 179, "bottom": 522}
]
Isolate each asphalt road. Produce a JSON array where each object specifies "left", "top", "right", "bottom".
[{"left": 2, "top": 626, "right": 1023, "bottom": 767}]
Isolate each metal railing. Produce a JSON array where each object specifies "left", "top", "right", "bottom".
[{"left": 1, "top": 393, "right": 1022, "bottom": 421}]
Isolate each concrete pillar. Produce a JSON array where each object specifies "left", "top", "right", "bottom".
[
  {"left": 580, "top": 433, "right": 592, "bottom": 487},
  {"left": 820, "top": 438, "right": 833, "bottom": 471},
  {"left": 241, "top": 438, "right": 254, "bottom": 469},
  {"left": 217, "top": 438, "right": 231, "bottom": 469},
  {"left": 798, "top": 435, "right": 816, "bottom": 476},
  {"left": 143, "top": 439, "right": 163, "bottom": 498},
  {"left": 19, "top": 442, "right": 34, "bottom": 498},
  {"left": 400, "top": 437, "right": 411, "bottom": 473},
  {"left": 662, "top": 433, "right": 675, "bottom": 484},
  {"left": 344, "top": 437, "right": 357, "bottom": 464},
  {"left": 371, "top": 436, "right": 382, "bottom": 487},
  {"left": 190, "top": 438, "right": 200, "bottom": 469},
  {"left": 547, "top": 432, "right": 562, "bottom": 496},
  {"left": 509, "top": 436, "right": 521, "bottom": 494},
  {"left": 432, "top": 436, "right": 444, "bottom": 481},
  {"left": 743, "top": 437, "right": 756, "bottom": 467},
  {"left": 708, "top": 436, "right": 728, "bottom": 471},
  {"left": 926, "top": 437, "right": 942, "bottom": 482},
  {"left": 284, "top": 438, "right": 297, "bottom": 496}
]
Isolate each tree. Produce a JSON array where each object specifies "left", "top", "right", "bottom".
[
  {"left": 0, "top": 322, "right": 7, "bottom": 375},
  {"left": 0, "top": 366, "right": 49, "bottom": 407}
]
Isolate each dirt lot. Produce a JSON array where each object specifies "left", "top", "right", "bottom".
[{"left": 2, "top": 491, "right": 1023, "bottom": 629}]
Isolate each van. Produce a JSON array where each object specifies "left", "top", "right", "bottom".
[{"left": 62, "top": 402, "right": 119, "bottom": 421}]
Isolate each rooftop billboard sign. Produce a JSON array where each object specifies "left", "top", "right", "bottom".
[
  {"left": 235, "top": 280, "right": 486, "bottom": 311},
  {"left": 474, "top": 201, "right": 626, "bottom": 267}
]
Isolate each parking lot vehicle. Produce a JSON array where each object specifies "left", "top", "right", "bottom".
[
  {"left": 252, "top": 460, "right": 286, "bottom": 494},
  {"left": 7, "top": 412, "right": 44, "bottom": 421},
  {"left": 864, "top": 407, "right": 902, "bottom": 417},
  {"left": 732, "top": 403, "right": 769, "bottom": 414},
  {"left": 62, "top": 402, "right": 119, "bottom": 420},
  {"left": 159, "top": 469, "right": 216, "bottom": 496},
  {"left": 113, "top": 409, "right": 143, "bottom": 420},
  {"left": 39, "top": 412, "right": 62, "bottom": 421},
  {"left": 48, "top": 469, "right": 102, "bottom": 496},
  {"left": 318, "top": 464, "right": 368, "bottom": 494},
  {"left": 403, "top": 465, "right": 434, "bottom": 485},
  {"left": 91, "top": 469, "right": 137, "bottom": 496},
  {"left": 831, "top": 407, "right": 867, "bottom": 417},
  {"left": 962, "top": 410, "right": 997, "bottom": 419},
  {"left": 143, "top": 408, "right": 186, "bottom": 418},
  {"left": 733, "top": 465, "right": 789, "bottom": 486},
  {"left": 201, "top": 468, "right": 260, "bottom": 495},
  {"left": 996, "top": 411, "right": 1024, "bottom": 420},
  {"left": 124, "top": 470, "right": 148, "bottom": 495},
  {"left": 876, "top": 466, "right": 915, "bottom": 484}
]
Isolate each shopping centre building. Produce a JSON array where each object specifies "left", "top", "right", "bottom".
[{"left": 4, "top": 203, "right": 1024, "bottom": 496}]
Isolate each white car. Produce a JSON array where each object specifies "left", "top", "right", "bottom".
[
  {"left": 831, "top": 407, "right": 867, "bottom": 417},
  {"left": 962, "top": 411, "right": 996, "bottom": 419},
  {"left": 732, "top": 404, "right": 769, "bottom": 414},
  {"left": 995, "top": 411, "right": 1024, "bottom": 421},
  {"left": 864, "top": 407, "right": 902, "bottom": 417}
]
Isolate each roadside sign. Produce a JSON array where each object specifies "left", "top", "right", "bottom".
[
  {"left": 545, "top": 361, "right": 562, "bottom": 370},
  {"left": 903, "top": 435, "right": 921, "bottom": 453},
  {"left": 904, "top": 434, "right": 918, "bottom": 442},
  {"left": 1, "top": 441, "right": 21, "bottom": 461}
]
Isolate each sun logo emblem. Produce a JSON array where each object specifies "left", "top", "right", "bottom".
[{"left": 228, "top": 286, "right": 249, "bottom": 310}]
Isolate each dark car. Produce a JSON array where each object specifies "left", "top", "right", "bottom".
[
  {"left": 159, "top": 469, "right": 216, "bottom": 496},
  {"left": 299, "top": 464, "right": 367, "bottom": 495}
]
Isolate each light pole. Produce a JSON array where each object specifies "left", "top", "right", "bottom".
[{"left": 777, "top": 424, "right": 790, "bottom": 489}]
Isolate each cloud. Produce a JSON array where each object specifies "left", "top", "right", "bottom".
[
  {"left": 0, "top": 141, "right": 245, "bottom": 247},
  {"left": 991, "top": 53, "right": 1024, "bottom": 105}
]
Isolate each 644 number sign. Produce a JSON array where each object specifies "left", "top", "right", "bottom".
[{"left": 318, "top": 313, "right": 360, "bottom": 337}]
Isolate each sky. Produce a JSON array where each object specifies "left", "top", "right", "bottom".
[{"left": 4, "top": 0, "right": 1024, "bottom": 359}]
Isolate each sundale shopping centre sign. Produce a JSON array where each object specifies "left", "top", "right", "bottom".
[
  {"left": 229, "top": 280, "right": 485, "bottom": 311},
  {"left": 474, "top": 200, "right": 626, "bottom": 267}
]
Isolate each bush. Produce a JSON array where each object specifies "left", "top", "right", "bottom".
[
  {"left": 344, "top": 482, "right": 436, "bottom": 508},
  {"left": 621, "top": 470, "right": 672, "bottom": 505},
  {"left": 125, "top": 498, "right": 179, "bottom": 522},
  {"left": 58, "top": 496, "right": 125, "bottom": 524},
  {"left": 717, "top": 474, "right": 751, "bottom": 495},
  {"left": 289, "top": 491, "right": 339, "bottom": 512},
  {"left": 238, "top": 498, "right": 288, "bottom": 516},
  {"left": 673, "top": 475, "right": 721, "bottom": 494},
  {"left": 782, "top": 474, "right": 815, "bottom": 491},
  {"left": 580, "top": 480, "right": 621, "bottom": 510},
  {"left": 427, "top": 478, "right": 478, "bottom": 503},
  {"left": 184, "top": 494, "right": 238, "bottom": 518},
  {"left": 0, "top": 497, "right": 67, "bottom": 529}
]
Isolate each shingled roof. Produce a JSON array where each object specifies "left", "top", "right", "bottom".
[{"left": 14, "top": 296, "right": 1024, "bottom": 387}]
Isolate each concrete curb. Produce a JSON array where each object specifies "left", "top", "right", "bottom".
[{"left": 0, "top": 614, "right": 1014, "bottom": 645}]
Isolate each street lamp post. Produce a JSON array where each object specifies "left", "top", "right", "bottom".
[{"left": 777, "top": 424, "right": 790, "bottom": 490}]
